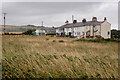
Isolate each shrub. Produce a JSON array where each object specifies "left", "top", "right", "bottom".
[
  {"left": 80, "top": 74, "right": 88, "bottom": 79},
  {"left": 46, "top": 38, "right": 49, "bottom": 40},
  {"left": 46, "top": 33, "right": 56, "bottom": 37},
  {"left": 52, "top": 40, "right": 56, "bottom": 42},
  {"left": 111, "top": 29, "right": 120, "bottom": 38},
  {"left": 59, "top": 40, "right": 64, "bottom": 42},
  {"left": 22, "top": 29, "right": 35, "bottom": 35},
  {"left": 74, "top": 39, "right": 119, "bottom": 43},
  {"left": 96, "top": 73, "right": 101, "bottom": 78},
  {"left": 4, "top": 32, "right": 9, "bottom": 35},
  {"left": 65, "top": 35, "right": 71, "bottom": 37}
]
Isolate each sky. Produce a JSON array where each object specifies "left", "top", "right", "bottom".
[{"left": 2, "top": 2, "right": 118, "bottom": 29}]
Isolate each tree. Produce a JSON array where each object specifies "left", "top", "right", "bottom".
[
  {"left": 22, "top": 29, "right": 35, "bottom": 35},
  {"left": 111, "top": 29, "right": 120, "bottom": 38}
]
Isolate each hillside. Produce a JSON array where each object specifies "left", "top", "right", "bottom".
[{"left": 0, "top": 25, "right": 56, "bottom": 33}]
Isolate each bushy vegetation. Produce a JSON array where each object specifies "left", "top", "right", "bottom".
[
  {"left": 3, "top": 32, "right": 22, "bottom": 35},
  {"left": 59, "top": 40, "right": 64, "bottom": 42},
  {"left": 74, "top": 38, "right": 119, "bottom": 43},
  {"left": 2, "top": 35, "right": 118, "bottom": 78},
  {"left": 22, "top": 29, "right": 36, "bottom": 35},
  {"left": 52, "top": 40, "right": 56, "bottom": 42},
  {"left": 46, "top": 38, "right": 49, "bottom": 40},
  {"left": 111, "top": 29, "right": 120, "bottom": 38},
  {"left": 65, "top": 35, "right": 71, "bottom": 37},
  {"left": 46, "top": 33, "right": 56, "bottom": 37}
]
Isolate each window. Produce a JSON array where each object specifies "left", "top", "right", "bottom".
[
  {"left": 75, "top": 32, "right": 76, "bottom": 35},
  {"left": 108, "top": 31, "right": 110, "bottom": 35},
  {"left": 77, "top": 32, "right": 79, "bottom": 35}
]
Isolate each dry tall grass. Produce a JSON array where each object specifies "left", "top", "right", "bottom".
[{"left": 2, "top": 35, "right": 118, "bottom": 78}]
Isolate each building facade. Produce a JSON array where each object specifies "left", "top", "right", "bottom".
[
  {"left": 56, "top": 17, "right": 111, "bottom": 39},
  {"left": 35, "top": 29, "right": 46, "bottom": 35}
]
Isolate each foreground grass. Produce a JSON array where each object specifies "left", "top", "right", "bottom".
[{"left": 2, "top": 35, "right": 118, "bottom": 78}]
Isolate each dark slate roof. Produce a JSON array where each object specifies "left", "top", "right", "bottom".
[{"left": 58, "top": 21, "right": 104, "bottom": 29}]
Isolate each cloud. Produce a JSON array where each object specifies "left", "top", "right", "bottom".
[
  {"left": 2, "top": 2, "right": 118, "bottom": 29},
  {"left": 2, "top": 0, "right": 119, "bottom": 2}
]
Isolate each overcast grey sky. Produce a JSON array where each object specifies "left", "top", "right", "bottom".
[{"left": 2, "top": 2, "right": 118, "bottom": 29}]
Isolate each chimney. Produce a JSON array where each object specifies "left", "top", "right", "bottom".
[
  {"left": 104, "top": 17, "right": 107, "bottom": 21},
  {"left": 73, "top": 20, "right": 77, "bottom": 24},
  {"left": 82, "top": 18, "right": 86, "bottom": 23},
  {"left": 92, "top": 17, "right": 97, "bottom": 21},
  {"left": 65, "top": 20, "right": 69, "bottom": 24}
]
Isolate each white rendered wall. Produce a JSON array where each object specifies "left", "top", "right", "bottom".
[
  {"left": 64, "top": 28, "right": 72, "bottom": 35},
  {"left": 73, "top": 27, "right": 85, "bottom": 38},
  {"left": 101, "top": 21, "right": 111, "bottom": 39}
]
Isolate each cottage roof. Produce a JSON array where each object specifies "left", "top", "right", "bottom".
[{"left": 58, "top": 21, "right": 104, "bottom": 29}]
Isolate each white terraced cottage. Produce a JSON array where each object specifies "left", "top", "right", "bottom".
[{"left": 56, "top": 17, "right": 111, "bottom": 39}]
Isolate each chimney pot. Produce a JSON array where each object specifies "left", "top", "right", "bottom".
[
  {"left": 104, "top": 17, "right": 107, "bottom": 21},
  {"left": 65, "top": 20, "right": 69, "bottom": 24},
  {"left": 73, "top": 20, "right": 77, "bottom": 24},
  {"left": 82, "top": 18, "right": 86, "bottom": 22},
  {"left": 92, "top": 17, "right": 97, "bottom": 21}
]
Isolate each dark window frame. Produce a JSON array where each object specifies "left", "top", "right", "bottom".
[{"left": 108, "top": 31, "right": 110, "bottom": 35}]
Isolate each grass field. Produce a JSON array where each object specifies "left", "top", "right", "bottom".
[{"left": 2, "top": 35, "right": 118, "bottom": 78}]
